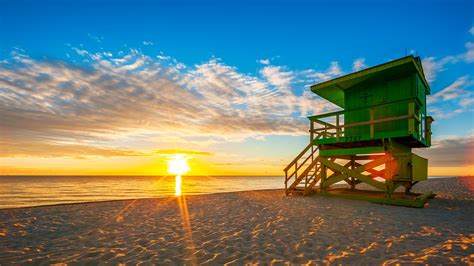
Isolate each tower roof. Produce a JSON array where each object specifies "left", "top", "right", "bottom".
[{"left": 310, "top": 55, "right": 431, "bottom": 108}]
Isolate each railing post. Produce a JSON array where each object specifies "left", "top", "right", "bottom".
[
  {"left": 320, "top": 164, "right": 327, "bottom": 190},
  {"left": 350, "top": 156, "right": 356, "bottom": 190},
  {"left": 370, "top": 109, "right": 374, "bottom": 139},
  {"left": 305, "top": 174, "right": 308, "bottom": 190},
  {"left": 336, "top": 114, "right": 340, "bottom": 142},
  {"left": 310, "top": 121, "right": 315, "bottom": 163},
  {"left": 426, "top": 116, "right": 434, "bottom": 146},
  {"left": 295, "top": 163, "right": 297, "bottom": 180}
]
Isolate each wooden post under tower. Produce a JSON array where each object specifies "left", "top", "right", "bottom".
[{"left": 283, "top": 56, "right": 435, "bottom": 207}]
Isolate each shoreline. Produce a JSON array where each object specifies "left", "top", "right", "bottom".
[
  {"left": 0, "top": 176, "right": 465, "bottom": 210},
  {"left": 0, "top": 188, "right": 284, "bottom": 211},
  {"left": 0, "top": 177, "right": 472, "bottom": 264}
]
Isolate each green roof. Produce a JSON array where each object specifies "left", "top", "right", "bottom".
[{"left": 310, "top": 55, "right": 431, "bottom": 108}]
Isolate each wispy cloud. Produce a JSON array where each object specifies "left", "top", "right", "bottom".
[
  {"left": 416, "top": 135, "right": 474, "bottom": 167},
  {"left": 0, "top": 141, "right": 148, "bottom": 158},
  {"left": 422, "top": 28, "right": 474, "bottom": 83},
  {"left": 464, "top": 41, "right": 474, "bottom": 63},
  {"left": 352, "top": 58, "right": 366, "bottom": 72},
  {"left": 2, "top": 28, "right": 472, "bottom": 160},
  {"left": 303, "top": 61, "right": 343, "bottom": 83},
  {"left": 421, "top": 56, "right": 457, "bottom": 83},
  {"left": 0, "top": 47, "right": 338, "bottom": 158},
  {"left": 154, "top": 150, "right": 214, "bottom": 156},
  {"left": 87, "top": 33, "right": 103, "bottom": 43},
  {"left": 428, "top": 75, "right": 473, "bottom": 119},
  {"left": 428, "top": 76, "right": 470, "bottom": 103},
  {"left": 143, "top": 41, "right": 154, "bottom": 46}
]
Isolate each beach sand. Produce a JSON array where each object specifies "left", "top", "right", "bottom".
[{"left": 0, "top": 177, "right": 473, "bottom": 264}]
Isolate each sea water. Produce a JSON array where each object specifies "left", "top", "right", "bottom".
[{"left": 0, "top": 175, "right": 283, "bottom": 208}]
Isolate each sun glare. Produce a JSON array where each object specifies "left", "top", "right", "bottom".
[
  {"left": 168, "top": 154, "right": 190, "bottom": 176},
  {"left": 168, "top": 154, "right": 190, "bottom": 196}
]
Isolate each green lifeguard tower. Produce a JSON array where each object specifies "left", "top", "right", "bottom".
[{"left": 284, "top": 55, "right": 435, "bottom": 207}]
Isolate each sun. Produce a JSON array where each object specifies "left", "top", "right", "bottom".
[
  {"left": 167, "top": 154, "right": 190, "bottom": 196},
  {"left": 167, "top": 154, "right": 190, "bottom": 176}
]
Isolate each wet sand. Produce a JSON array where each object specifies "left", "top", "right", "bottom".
[{"left": 0, "top": 177, "right": 473, "bottom": 264}]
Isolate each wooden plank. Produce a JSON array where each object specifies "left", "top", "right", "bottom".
[
  {"left": 367, "top": 168, "right": 385, "bottom": 179},
  {"left": 355, "top": 154, "right": 385, "bottom": 160},
  {"left": 319, "top": 155, "right": 390, "bottom": 191},
  {"left": 287, "top": 156, "right": 320, "bottom": 191},
  {"left": 322, "top": 172, "right": 348, "bottom": 188},
  {"left": 318, "top": 190, "right": 432, "bottom": 208},
  {"left": 313, "top": 119, "right": 335, "bottom": 128},
  {"left": 320, "top": 164, "right": 327, "bottom": 189},
  {"left": 362, "top": 154, "right": 392, "bottom": 172},
  {"left": 313, "top": 114, "right": 413, "bottom": 132},
  {"left": 324, "top": 154, "right": 386, "bottom": 160},
  {"left": 319, "top": 146, "right": 385, "bottom": 156}
]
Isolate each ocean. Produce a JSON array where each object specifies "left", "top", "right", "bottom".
[
  {"left": 0, "top": 175, "right": 452, "bottom": 209},
  {"left": 0, "top": 175, "right": 283, "bottom": 209}
]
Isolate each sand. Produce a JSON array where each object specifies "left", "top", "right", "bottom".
[{"left": 0, "top": 177, "right": 473, "bottom": 264}]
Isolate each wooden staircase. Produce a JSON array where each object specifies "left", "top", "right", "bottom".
[{"left": 284, "top": 143, "right": 322, "bottom": 196}]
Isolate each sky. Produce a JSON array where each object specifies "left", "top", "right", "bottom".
[{"left": 0, "top": 0, "right": 473, "bottom": 176}]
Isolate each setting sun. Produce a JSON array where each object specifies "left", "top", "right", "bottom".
[
  {"left": 167, "top": 154, "right": 190, "bottom": 176},
  {"left": 167, "top": 154, "right": 190, "bottom": 196}
]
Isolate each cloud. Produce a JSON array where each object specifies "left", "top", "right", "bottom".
[
  {"left": 0, "top": 48, "right": 339, "bottom": 158},
  {"left": 303, "top": 61, "right": 343, "bottom": 83},
  {"left": 463, "top": 41, "right": 474, "bottom": 63},
  {"left": 260, "top": 65, "right": 293, "bottom": 90},
  {"left": 421, "top": 56, "right": 457, "bottom": 83},
  {"left": 428, "top": 76, "right": 470, "bottom": 103},
  {"left": 470, "top": 26, "right": 474, "bottom": 36},
  {"left": 0, "top": 140, "right": 148, "bottom": 158},
  {"left": 143, "top": 41, "right": 154, "bottom": 46},
  {"left": 88, "top": 34, "right": 103, "bottom": 43},
  {"left": 421, "top": 27, "right": 474, "bottom": 83},
  {"left": 427, "top": 75, "right": 473, "bottom": 119},
  {"left": 0, "top": 138, "right": 215, "bottom": 158},
  {"left": 154, "top": 150, "right": 214, "bottom": 156},
  {"left": 257, "top": 59, "right": 270, "bottom": 65},
  {"left": 352, "top": 58, "right": 366, "bottom": 72},
  {"left": 416, "top": 136, "right": 474, "bottom": 167}
]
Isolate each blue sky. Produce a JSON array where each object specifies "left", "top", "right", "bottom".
[
  {"left": 0, "top": 0, "right": 473, "bottom": 175},
  {"left": 2, "top": 0, "right": 473, "bottom": 70}
]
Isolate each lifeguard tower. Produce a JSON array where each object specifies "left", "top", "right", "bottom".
[{"left": 284, "top": 55, "right": 435, "bottom": 207}]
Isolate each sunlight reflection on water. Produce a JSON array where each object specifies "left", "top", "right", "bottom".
[{"left": 175, "top": 175, "right": 182, "bottom": 196}]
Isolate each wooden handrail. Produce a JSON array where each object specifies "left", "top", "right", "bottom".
[
  {"left": 287, "top": 156, "right": 320, "bottom": 191},
  {"left": 299, "top": 158, "right": 320, "bottom": 180},
  {"left": 284, "top": 124, "right": 325, "bottom": 193},
  {"left": 283, "top": 142, "right": 313, "bottom": 172},
  {"left": 285, "top": 147, "right": 318, "bottom": 181},
  {"left": 311, "top": 114, "right": 414, "bottom": 132},
  {"left": 312, "top": 119, "right": 335, "bottom": 128},
  {"left": 308, "top": 98, "right": 421, "bottom": 121}
]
